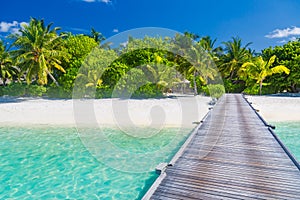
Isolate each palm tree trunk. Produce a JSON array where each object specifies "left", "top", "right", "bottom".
[
  {"left": 291, "top": 83, "right": 297, "bottom": 93},
  {"left": 3, "top": 78, "right": 7, "bottom": 86},
  {"left": 259, "top": 80, "right": 263, "bottom": 95},
  {"left": 46, "top": 70, "right": 59, "bottom": 86},
  {"left": 193, "top": 71, "right": 198, "bottom": 96},
  {"left": 230, "top": 70, "right": 234, "bottom": 80}
]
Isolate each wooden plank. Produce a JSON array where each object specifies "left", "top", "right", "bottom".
[{"left": 144, "top": 94, "right": 300, "bottom": 200}]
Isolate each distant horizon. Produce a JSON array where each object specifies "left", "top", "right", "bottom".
[{"left": 1, "top": 0, "right": 300, "bottom": 52}]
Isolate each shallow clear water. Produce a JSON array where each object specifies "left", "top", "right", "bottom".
[
  {"left": 0, "top": 126, "right": 191, "bottom": 199},
  {"left": 273, "top": 122, "right": 300, "bottom": 161}
]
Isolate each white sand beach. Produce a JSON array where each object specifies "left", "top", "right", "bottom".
[
  {"left": 246, "top": 95, "right": 300, "bottom": 122},
  {"left": 0, "top": 95, "right": 299, "bottom": 127},
  {"left": 0, "top": 96, "right": 212, "bottom": 127}
]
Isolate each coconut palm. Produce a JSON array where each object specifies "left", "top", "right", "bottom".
[
  {"left": 90, "top": 28, "right": 105, "bottom": 44},
  {"left": 188, "top": 43, "right": 219, "bottom": 95},
  {"left": 0, "top": 40, "right": 18, "bottom": 85},
  {"left": 239, "top": 55, "right": 290, "bottom": 95},
  {"left": 184, "top": 32, "right": 199, "bottom": 41},
  {"left": 10, "top": 18, "right": 69, "bottom": 86},
  {"left": 172, "top": 34, "right": 218, "bottom": 95},
  {"left": 199, "top": 36, "right": 216, "bottom": 52},
  {"left": 219, "top": 37, "right": 252, "bottom": 80},
  {"left": 199, "top": 36, "right": 223, "bottom": 70}
]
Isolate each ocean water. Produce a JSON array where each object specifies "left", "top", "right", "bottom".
[
  {"left": 273, "top": 122, "right": 300, "bottom": 161},
  {"left": 0, "top": 126, "right": 191, "bottom": 199}
]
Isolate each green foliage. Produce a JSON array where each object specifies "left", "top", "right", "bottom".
[
  {"left": 223, "top": 79, "right": 245, "bottom": 93},
  {"left": 172, "top": 34, "right": 220, "bottom": 95},
  {"left": 10, "top": 18, "right": 69, "bottom": 86},
  {"left": 63, "top": 34, "right": 98, "bottom": 60},
  {"left": 58, "top": 67, "right": 78, "bottom": 91},
  {"left": 131, "top": 83, "right": 164, "bottom": 99},
  {"left": 0, "top": 83, "right": 26, "bottom": 96},
  {"left": 0, "top": 40, "right": 17, "bottom": 85},
  {"left": 242, "top": 84, "right": 259, "bottom": 95},
  {"left": 262, "top": 40, "right": 300, "bottom": 93},
  {"left": 101, "top": 60, "right": 129, "bottom": 88},
  {"left": 207, "top": 84, "right": 225, "bottom": 99},
  {"left": 0, "top": 83, "right": 46, "bottom": 97},
  {"left": 100, "top": 36, "right": 179, "bottom": 98},
  {"left": 112, "top": 68, "right": 147, "bottom": 98},
  {"left": 74, "top": 47, "right": 118, "bottom": 98},
  {"left": 90, "top": 28, "right": 105, "bottom": 44},
  {"left": 95, "top": 86, "right": 113, "bottom": 99},
  {"left": 94, "top": 82, "right": 163, "bottom": 99},
  {"left": 218, "top": 37, "right": 252, "bottom": 81},
  {"left": 240, "top": 55, "right": 290, "bottom": 95},
  {"left": 27, "top": 84, "right": 47, "bottom": 96},
  {"left": 3, "top": 16, "right": 300, "bottom": 99},
  {"left": 58, "top": 34, "right": 98, "bottom": 90},
  {"left": 46, "top": 86, "right": 72, "bottom": 98}
]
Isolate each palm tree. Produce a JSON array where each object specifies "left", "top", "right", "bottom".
[
  {"left": 10, "top": 18, "right": 69, "bottom": 86},
  {"left": 199, "top": 36, "right": 216, "bottom": 52},
  {"left": 188, "top": 43, "right": 219, "bottom": 95},
  {"left": 184, "top": 32, "right": 200, "bottom": 41},
  {"left": 239, "top": 55, "right": 290, "bottom": 95},
  {"left": 0, "top": 40, "right": 18, "bottom": 85},
  {"left": 199, "top": 36, "right": 223, "bottom": 58},
  {"left": 172, "top": 34, "right": 218, "bottom": 95},
  {"left": 90, "top": 28, "right": 105, "bottom": 44},
  {"left": 219, "top": 37, "right": 252, "bottom": 80}
]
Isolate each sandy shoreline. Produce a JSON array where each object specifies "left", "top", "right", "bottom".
[
  {"left": 0, "top": 96, "right": 212, "bottom": 128},
  {"left": 0, "top": 95, "right": 299, "bottom": 128},
  {"left": 246, "top": 95, "right": 300, "bottom": 122}
]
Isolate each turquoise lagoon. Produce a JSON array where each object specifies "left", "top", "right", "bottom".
[
  {"left": 0, "top": 126, "right": 191, "bottom": 199},
  {"left": 1, "top": 122, "right": 299, "bottom": 199},
  {"left": 273, "top": 121, "right": 300, "bottom": 161}
]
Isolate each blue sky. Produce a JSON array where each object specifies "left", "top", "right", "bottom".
[{"left": 1, "top": 0, "right": 300, "bottom": 51}]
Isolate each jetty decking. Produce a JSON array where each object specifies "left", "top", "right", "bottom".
[{"left": 145, "top": 94, "right": 300, "bottom": 200}]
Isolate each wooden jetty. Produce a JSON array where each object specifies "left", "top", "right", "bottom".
[{"left": 143, "top": 94, "right": 300, "bottom": 200}]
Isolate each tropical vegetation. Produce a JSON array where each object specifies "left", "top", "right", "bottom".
[{"left": 0, "top": 17, "right": 299, "bottom": 98}]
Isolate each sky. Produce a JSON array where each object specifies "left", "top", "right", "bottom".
[{"left": 1, "top": 0, "right": 300, "bottom": 51}]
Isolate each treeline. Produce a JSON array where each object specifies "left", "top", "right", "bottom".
[{"left": 0, "top": 18, "right": 299, "bottom": 98}]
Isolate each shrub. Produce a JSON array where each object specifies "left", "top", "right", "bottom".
[
  {"left": 27, "top": 85, "right": 47, "bottom": 97},
  {"left": 0, "top": 83, "right": 47, "bottom": 97},
  {"left": 207, "top": 84, "right": 225, "bottom": 99},
  {"left": 223, "top": 79, "right": 245, "bottom": 93},
  {"left": 1, "top": 83, "right": 26, "bottom": 96},
  {"left": 131, "top": 83, "right": 164, "bottom": 99},
  {"left": 46, "top": 86, "right": 72, "bottom": 98},
  {"left": 95, "top": 86, "right": 113, "bottom": 99}
]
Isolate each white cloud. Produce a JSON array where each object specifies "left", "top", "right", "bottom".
[
  {"left": 11, "top": 28, "right": 21, "bottom": 35},
  {"left": 81, "top": 0, "right": 112, "bottom": 3},
  {"left": 68, "top": 27, "right": 90, "bottom": 33},
  {"left": 101, "top": 0, "right": 112, "bottom": 3},
  {"left": 112, "top": 29, "right": 118, "bottom": 33},
  {"left": 120, "top": 41, "right": 128, "bottom": 47},
  {"left": 0, "top": 21, "right": 27, "bottom": 34},
  {"left": 290, "top": 36, "right": 298, "bottom": 41},
  {"left": 277, "top": 36, "right": 298, "bottom": 44},
  {"left": 266, "top": 26, "right": 300, "bottom": 38},
  {"left": 20, "top": 22, "right": 29, "bottom": 28},
  {"left": 277, "top": 39, "right": 288, "bottom": 44},
  {"left": 0, "top": 21, "right": 18, "bottom": 32}
]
